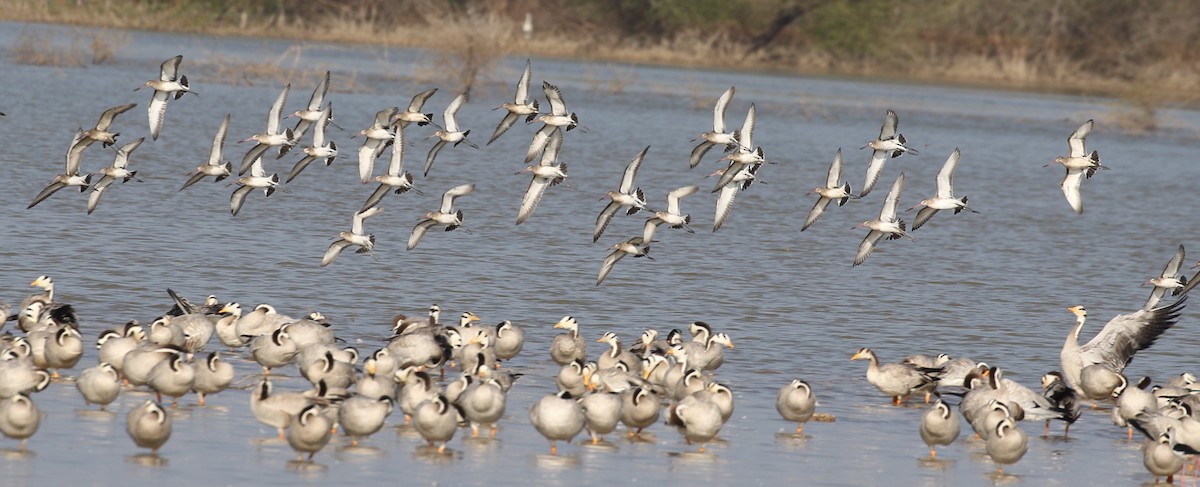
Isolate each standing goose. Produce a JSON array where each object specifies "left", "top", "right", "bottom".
[
  {"left": 87, "top": 137, "right": 145, "bottom": 214},
  {"left": 390, "top": 88, "right": 438, "bottom": 128},
  {"left": 457, "top": 377, "right": 506, "bottom": 439},
  {"left": 397, "top": 369, "right": 440, "bottom": 424},
  {"left": 407, "top": 183, "right": 475, "bottom": 251},
  {"left": 670, "top": 391, "right": 724, "bottom": 453},
  {"left": 361, "top": 126, "right": 419, "bottom": 212},
  {"left": 515, "top": 127, "right": 567, "bottom": 224},
  {"left": 621, "top": 385, "right": 659, "bottom": 437},
  {"left": 493, "top": 320, "right": 524, "bottom": 362},
  {"left": 1143, "top": 428, "right": 1186, "bottom": 484},
  {"left": 642, "top": 185, "right": 700, "bottom": 244},
  {"left": 556, "top": 360, "right": 587, "bottom": 397},
  {"left": 147, "top": 351, "right": 194, "bottom": 408},
  {"left": 1143, "top": 245, "right": 1188, "bottom": 310},
  {"left": 596, "top": 332, "right": 640, "bottom": 373},
  {"left": 1046, "top": 119, "right": 1107, "bottom": 214},
  {"left": 689, "top": 86, "right": 737, "bottom": 168},
  {"left": 413, "top": 394, "right": 459, "bottom": 453},
  {"left": 851, "top": 347, "right": 937, "bottom": 405},
  {"left": 237, "top": 83, "right": 294, "bottom": 175},
  {"left": 76, "top": 362, "right": 121, "bottom": 409},
  {"left": 0, "top": 393, "right": 40, "bottom": 449},
  {"left": 229, "top": 156, "right": 279, "bottom": 216},
  {"left": 524, "top": 81, "right": 583, "bottom": 163},
  {"left": 920, "top": 399, "right": 960, "bottom": 458},
  {"left": 596, "top": 237, "right": 653, "bottom": 286},
  {"left": 287, "top": 404, "right": 332, "bottom": 462},
  {"left": 250, "top": 327, "right": 298, "bottom": 375},
  {"left": 286, "top": 106, "right": 337, "bottom": 183},
  {"left": 43, "top": 325, "right": 83, "bottom": 378},
  {"left": 985, "top": 417, "right": 1027, "bottom": 474},
  {"left": 192, "top": 352, "right": 234, "bottom": 406},
  {"left": 802, "top": 148, "right": 855, "bottom": 231},
  {"left": 28, "top": 130, "right": 93, "bottom": 209},
  {"left": 126, "top": 400, "right": 171, "bottom": 454},
  {"left": 138, "top": 54, "right": 194, "bottom": 140},
  {"left": 180, "top": 114, "right": 233, "bottom": 190},
  {"left": 487, "top": 59, "right": 539, "bottom": 145},
  {"left": 859, "top": 109, "right": 917, "bottom": 197},
  {"left": 853, "top": 173, "right": 911, "bottom": 266},
  {"left": 356, "top": 107, "right": 398, "bottom": 183},
  {"left": 338, "top": 395, "right": 393, "bottom": 446},
  {"left": 594, "top": 145, "right": 651, "bottom": 242},
  {"left": 250, "top": 378, "right": 311, "bottom": 439},
  {"left": 287, "top": 70, "right": 334, "bottom": 141},
  {"left": 322, "top": 206, "right": 383, "bottom": 267},
  {"left": 98, "top": 323, "right": 145, "bottom": 372},
  {"left": 424, "top": 93, "right": 478, "bottom": 177},
  {"left": 776, "top": 379, "right": 817, "bottom": 434},
  {"left": 1060, "top": 298, "right": 1185, "bottom": 394},
  {"left": 580, "top": 391, "right": 623, "bottom": 444},
  {"left": 908, "top": 148, "right": 978, "bottom": 230},
  {"left": 1040, "top": 371, "right": 1081, "bottom": 436},
  {"left": 530, "top": 391, "right": 585, "bottom": 455},
  {"left": 550, "top": 316, "right": 587, "bottom": 365}
]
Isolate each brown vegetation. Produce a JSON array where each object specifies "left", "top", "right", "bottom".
[
  {"left": 9, "top": 26, "right": 129, "bottom": 67},
  {"left": 5, "top": 0, "right": 1200, "bottom": 122}
]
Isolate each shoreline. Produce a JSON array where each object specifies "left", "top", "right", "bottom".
[{"left": 1, "top": 6, "right": 1195, "bottom": 126}]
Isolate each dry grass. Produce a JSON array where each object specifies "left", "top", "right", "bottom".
[
  {"left": 422, "top": 12, "right": 514, "bottom": 94},
  {"left": 9, "top": 26, "right": 129, "bottom": 66},
  {"left": 10, "top": 27, "right": 86, "bottom": 66},
  {"left": 87, "top": 29, "right": 129, "bottom": 64},
  {"left": 192, "top": 45, "right": 360, "bottom": 92}
]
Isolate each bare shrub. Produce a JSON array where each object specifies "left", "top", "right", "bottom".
[
  {"left": 88, "top": 29, "right": 130, "bottom": 64},
  {"left": 427, "top": 11, "right": 514, "bottom": 94},
  {"left": 10, "top": 28, "right": 86, "bottom": 67}
]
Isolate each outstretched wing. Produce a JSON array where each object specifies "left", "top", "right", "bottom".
[
  {"left": 1067, "top": 119, "right": 1093, "bottom": 158},
  {"left": 712, "top": 86, "right": 735, "bottom": 133},
  {"left": 597, "top": 248, "right": 627, "bottom": 286},
  {"left": 879, "top": 173, "right": 905, "bottom": 222},
  {"left": 621, "top": 146, "right": 649, "bottom": 192},
  {"left": 594, "top": 201, "right": 621, "bottom": 243},
  {"left": 408, "top": 219, "right": 437, "bottom": 250},
  {"left": 321, "top": 239, "right": 352, "bottom": 267},
  {"left": 935, "top": 148, "right": 960, "bottom": 198},
  {"left": 879, "top": 109, "right": 898, "bottom": 140},
  {"left": 911, "top": 207, "right": 939, "bottom": 231},
  {"left": 853, "top": 230, "right": 885, "bottom": 267},
  {"left": 1079, "top": 298, "right": 1186, "bottom": 372},
  {"left": 801, "top": 197, "right": 832, "bottom": 232},
  {"left": 1060, "top": 168, "right": 1085, "bottom": 214},
  {"left": 487, "top": 112, "right": 519, "bottom": 146},
  {"left": 517, "top": 176, "right": 549, "bottom": 225},
  {"left": 148, "top": 89, "right": 170, "bottom": 140}
]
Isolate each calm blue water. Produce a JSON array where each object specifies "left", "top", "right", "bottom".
[{"left": 1, "top": 20, "right": 1199, "bottom": 486}]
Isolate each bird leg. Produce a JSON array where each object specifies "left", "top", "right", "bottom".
[
  {"left": 1127, "top": 427, "right": 1133, "bottom": 440},
  {"left": 405, "top": 414, "right": 412, "bottom": 425},
  {"left": 489, "top": 425, "right": 497, "bottom": 439},
  {"left": 795, "top": 424, "right": 804, "bottom": 434},
  {"left": 471, "top": 424, "right": 480, "bottom": 438},
  {"left": 892, "top": 396, "right": 901, "bottom": 406},
  {"left": 351, "top": 438, "right": 359, "bottom": 447},
  {"left": 550, "top": 442, "right": 557, "bottom": 455},
  {"left": 198, "top": 393, "right": 206, "bottom": 407},
  {"left": 1043, "top": 420, "right": 1050, "bottom": 435},
  {"left": 591, "top": 431, "right": 599, "bottom": 445},
  {"left": 437, "top": 443, "right": 446, "bottom": 454},
  {"left": 930, "top": 448, "right": 936, "bottom": 459}
]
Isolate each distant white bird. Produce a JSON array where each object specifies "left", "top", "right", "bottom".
[
  {"left": 238, "top": 84, "right": 294, "bottom": 175},
  {"left": 408, "top": 183, "right": 475, "bottom": 250},
  {"left": 860, "top": 109, "right": 917, "bottom": 197},
  {"left": 425, "top": 93, "right": 478, "bottom": 177},
  {"left": 515, "top": 127, "right": 567, "bottom": 224},
  {"left": 488, "top": 60, "right": 539, "bottom": 145},
  {"left": 230, "top": 156, "right": 279, "bottom": 216},
  {"left": 1143, "top": 245, "right": 1188, "bottom": 310},
  {"left": 597, "top": 237, "right": 653, "bottom": 286},
  {"left": 362, "top": 125, "right": 420, "bottom": 212},
  {"left": 525, "top": 81, "right": 582, "bottom": 163},
  {"left": 643, "top": 185, "right": 700, "bottom": 244},
  {"left": 286, "top": 105, "right": 337, "bottom": 183},
  {"left": 908, "top": 148, "right": 978, "bottom": 230},
  {"left": 180, "top": 114, "right": 233, "bottom": 191},
  {"left": 87, "top": 137, "right": 144, "bottom": 214},
  {"left": 689, "top": 86, "right": 737, "bottom": 169},
  {"left": 322, "top": 207, "right": 383, "bottom": 267},
  {"left": 853, "top": 174, "right": 910, "bottom": 267},
  {"left": 802, "top": 148, "right": 855, "bottom": 231},
  {"left": 1046, "top": 119, "right": 1107, "bottom": 214},
  {"left": 137, "top": 55, "right": 194, "bottom": 140},
  {"left": 356, "top": 107, "right": 398, "bottom": 184},
  {"left": 594, "top": 145, "right": 651, "bottom": 242}
]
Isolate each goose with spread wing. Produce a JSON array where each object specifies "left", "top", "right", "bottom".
[{"left": 1060, "top": 297, "right": 1186, "bottom": 393}]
